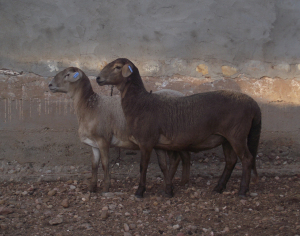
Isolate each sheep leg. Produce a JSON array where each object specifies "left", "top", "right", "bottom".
[
  {"left": 213, "top": 141, "right": 237, "bottom": 194},
  {"left": 179, "top": 151, "right": 190, "bottom": 186},
  {"left": 98, "top": 142, "right": 111, "bottom": 193},
  {"left": 90, "top": 147, "right": 101, "bottom": 192},
  {"left": 238, "top": 148, "right": 253, "bottom": 197},
  {"left": 135, "top": 148, "right": 152, "bottom": 198},
  {"left": 168, "top": 151, "right": 181, "bottom": 181},
  {"left": 154, "top": 149, "right": 174, "bottom": 197}
]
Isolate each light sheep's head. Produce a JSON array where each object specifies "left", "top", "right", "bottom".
[{"left": 49, "top": 67, "right": 82, "bottom": 93}]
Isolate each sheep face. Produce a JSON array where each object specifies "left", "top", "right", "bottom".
[
  {"left": 96, "top": 58, "right": 134, "bottom": 87},
  {"left": 49, "top": 67, "right": 82, "bottom": 93}
]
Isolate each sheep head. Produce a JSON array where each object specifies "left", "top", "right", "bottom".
[
  {"left": 96, "top": 58, "right": 135, "bottom": 88},
  {"left": 49, "top": 67, "right": 83, "bottom": 93}
]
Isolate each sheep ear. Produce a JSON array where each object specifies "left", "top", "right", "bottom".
[
  {"left": 66, "top": 71, "right": 82, "bottom": 82},
  {"left": 122, "top": 64, "right": 133, "bottom": 78}
]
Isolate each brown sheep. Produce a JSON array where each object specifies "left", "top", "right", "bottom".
[{"left": 96, "top": 58, "right": 261, "bottom": 198}]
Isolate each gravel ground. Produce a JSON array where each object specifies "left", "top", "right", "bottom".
[{"left": 0, "top": 146, "right": 299, "bottom": 236}]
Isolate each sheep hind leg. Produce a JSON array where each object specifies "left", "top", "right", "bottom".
[
  {"left": 228, "top": 139, "right": 253, "bottom": 197},
  {"left": 213, "top": 141, "right": 237, "bottom": 194},
  {"left": 89, "top": 147, "right": 101, "bottom": 192},
  {"left": 178, "top": 151, "right": 190, "bottom": 186},
  {"left": 168, "top": 151, "right": 181, "bottom": 182},
  {"left": 155, "top": 149, "right": 174, "bottom": 197},
  {"left": 238, "top": 148, "right": 253, "bottom": 197}
]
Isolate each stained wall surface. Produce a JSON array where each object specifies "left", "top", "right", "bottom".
[{"left": 1, "top": 0, "right": 300, "bottom": 79}]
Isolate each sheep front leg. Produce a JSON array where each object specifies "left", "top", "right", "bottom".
[
  {"left": 98, "top": 141, "right": 111, "bottom": 193},
  {"left": 90, "top": 147, "right": 101, "bottom": 192},
  {"left": 135, "top": 147, "right": 152, "bottom": 198}
]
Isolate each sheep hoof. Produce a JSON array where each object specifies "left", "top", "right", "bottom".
[
  {"left": 238, "top": 187, "right": 249, "bottom": 197},
  {"left": 89, "top": 184, "right": 97, "bottom": 193},
  {"left": 102, "top": 184, "right": 110, "bottom": 193},
  {"left": 135, "top": 186, "right": 146, "bottom": 198},
  {"left": 164, "top": 184, "right": 174, "bottom": 198},
  {"left": 179, "top": 179, "right": 189, "bottom": 186},
  {"left": 212, "top": 185, "right": 225, "bottom": 194}
]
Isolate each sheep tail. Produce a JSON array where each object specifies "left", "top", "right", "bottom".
[{"left": 247, "top": 109, "right": 261, "bottom": 184}]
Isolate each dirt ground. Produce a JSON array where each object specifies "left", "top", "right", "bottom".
[{"left": 0, "top": 148, "right": 299, "bottom": 236}]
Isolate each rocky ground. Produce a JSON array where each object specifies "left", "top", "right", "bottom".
[{"left": 0, "top": 146, "right": 299, "bottom": 236}]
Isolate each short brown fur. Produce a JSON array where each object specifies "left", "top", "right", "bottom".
[{"left": 97, "top": 58, "right": 262, "bottom": 198}]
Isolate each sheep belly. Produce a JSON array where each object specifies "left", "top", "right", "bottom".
[
  {"left": 82, "top": 138, "right": 98, "bottom": 148},
  {"left": 156, "top": 134, "right": 225, "bottom": 151},
  {"left": 111, "top": 135, "right": 138, "bottom": 149}
]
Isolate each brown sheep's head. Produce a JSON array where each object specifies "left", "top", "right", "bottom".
[{"left": 96, "top": 58, "right": 135, "bottom": 87}]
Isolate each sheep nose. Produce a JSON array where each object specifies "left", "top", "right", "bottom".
[
  {"left": 96, "top": 76, "right": 101, "bottom": 83},
  {"left": 48, "top": 83, "right": 52, "bottom": 87}
]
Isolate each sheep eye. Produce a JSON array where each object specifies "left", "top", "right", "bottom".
[
  {"left": 115, "top": 66, "right": 122, "bottom": 70},
  {"left": 64, "top": 73, "right": 70, "bottom": 78}
]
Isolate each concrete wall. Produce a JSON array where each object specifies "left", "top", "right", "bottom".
[{"left": 1, "top": 0, "right": 300, "bottom": 79}]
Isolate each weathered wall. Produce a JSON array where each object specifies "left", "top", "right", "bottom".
[{"left": 1, "top": 0, "right": 300, "bottom": 79}]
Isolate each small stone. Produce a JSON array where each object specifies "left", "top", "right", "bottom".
[
  {"left": 69, "top": 185, "right": 76, "bottom": 190},
  {"left": 49, "top": 217, "right": 63, "bottom": 225},
  {"left": 0, "top": 207, "right": 13, "bottom": 215},
  {"left": 15, "top": 222, "right": 23, "bottom": 229},
  {"left": 275, "top": 176, "right": 280, "bottom": 180},
  {"left": 173, "top": 224, "right": 180, "bottom": 229},
  {"left": 177, "top": 233, "right": 185, "bottom": 236},
  {"left": 21, "top": 191, "right": 28, "bottom": 196},
  {"left": 79, "top": 223, "right": 93, "bottom": 230},
  {"left": 48, "top": 189, "right": 57, "bottom": 196},
  {"left": 153, "top": 201, "right": 158, "bottom": 206},
  {"left": 276, "top": 206, "right": 284, "bottom": 211},
  {"left": 101, "top": 210, "right": 109, "bottom": 220},
  {"left": 1, "top": 223, "right": 7, "bottom": 230},
  {"left": 61, "top": 199, "right": 69, "bottom": 208},
  {"left": 125, "top": 212, "right": 131, "bottom": 216},
  {"left": 240, "top": 200, "right": 247, "bottom": 205},
  {"left": 82, "top": 192, "right": 90, "bottom": 202},
  {"left": 108, "top": 204, "right": 117, "bottom": 210},
  {"left": 214, "top": 207, "right": 219, "bottom": 212},
  {"left": 0, "top": 200, "right": 5, "bottom": 205},
  {"left": 250, "top": 193, "right": 258, "bottom": 197},
  {"left": 129, "top": 224, "right": 136, "bottom": 230},
  {"left": 36, "top": 204, "right": 41, "bottom": 209},
  {"left": 101, "top": 192, "right": 115, "bottom": 198},
  {"left": 223, "top": 226, "right": 230, "bottom": 232},
  {"left": 124, "top": 223, "right": 130, "bottom": 232},
  {"left": 124, "top": 232, "right": 132, "bottom": 236}
]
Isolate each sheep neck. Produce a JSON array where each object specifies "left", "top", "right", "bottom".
[
  {"left": 120, "top": 73, "right": 150, "bottom": 119},
  {"left": 69, "top": 78, "right": 98, "bottom": 121}
]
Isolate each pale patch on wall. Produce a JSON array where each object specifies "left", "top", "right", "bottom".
[{"left": 47, "top": 61, "right": 59, "bottom": 73}]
